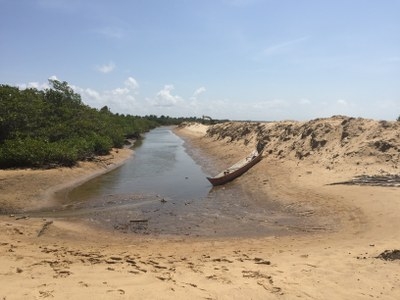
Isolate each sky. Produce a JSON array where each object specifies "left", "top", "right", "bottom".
[{"left": 0, "top": 0, "right": 399, "bottom": 121}]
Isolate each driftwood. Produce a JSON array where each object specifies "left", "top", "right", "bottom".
[
  {"left": 329, "top": 175, "right": 400, "bottom": 187},
  {"left": 114, "top": 219, "right": 149, "bottom": 233},
  {"left": 376, "top": 250, "right": 400, "bottom": 261},
  {"left": 37, "top": 221, "right": 53, "bottom": 237}
]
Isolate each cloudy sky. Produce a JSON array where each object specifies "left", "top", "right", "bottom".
[{"left": 1, "top": 0, "right": 399, "bottom": 121}]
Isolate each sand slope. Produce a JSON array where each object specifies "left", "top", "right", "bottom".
[{"left": 205, "top": 116, "right": 399, "bottom": 175}]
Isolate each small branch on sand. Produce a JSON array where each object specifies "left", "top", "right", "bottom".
[
  {"left": 129, "top": 219, "right": 148, "bottom": 223},
  {"left": 329, "top": 174, "right": 400, "bottom": 187},
  {"left": 37, "top": 220, "right": 53, "bottom": 237},
  {"left": 376, "top": 249, "right": 400, "bottom": 261}
]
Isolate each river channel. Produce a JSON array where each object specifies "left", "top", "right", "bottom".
[{"left": 32, "top": 127, "right": 311, "bottom": 237}]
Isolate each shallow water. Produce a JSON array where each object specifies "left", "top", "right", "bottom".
[
  {"left": 30, "top": 127, "right": 320, "bottom": 237},
  {"left": 66, "top": 127, "right": 211, "bottom": 205}
]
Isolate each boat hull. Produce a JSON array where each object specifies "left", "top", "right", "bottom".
[{"left": 207, "top": 150, "right": 263, "bottom": 186}]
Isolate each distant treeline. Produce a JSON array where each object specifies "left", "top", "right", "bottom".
[{"left": 0, "top": 80, "right": 202, "bottom": 169}]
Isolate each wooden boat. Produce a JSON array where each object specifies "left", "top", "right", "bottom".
[{"left": 207, "top": 149, "right": 263, "bottom": 186}]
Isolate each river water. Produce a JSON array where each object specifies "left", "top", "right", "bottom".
[
  {"left": 68, "top": 127, "right": 211, "bottom": 204},
  {"left": 31, "top": 127, "right": 316, "bottom": 237}
]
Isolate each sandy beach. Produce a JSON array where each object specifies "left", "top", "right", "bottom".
[{"left": 1, "top": 117, "right": 400, "bottom": 299}]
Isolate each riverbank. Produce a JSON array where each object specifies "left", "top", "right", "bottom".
[
  {"left": 0, "top": 148, "right": 134, "bottom": 213},
  {"left": 1, "top": 118, "right": 400, "bottom": 299}
]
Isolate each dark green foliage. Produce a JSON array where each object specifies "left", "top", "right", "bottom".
[
  {"left": 397, "top": 115, "right": 400, "bottom": 122},
  {"left": 0, "top": 138, "right": 78, "bottom": 168},
  {"left": 0, "top": 80, "right": 196, "bottom": 169}
]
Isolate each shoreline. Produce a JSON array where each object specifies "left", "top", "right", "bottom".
[
  {"left": 0, "top": 147, "right": 134, "bottom": 213},
  {"left": 1, "top": 121, "right": 400, "bottom": 299}
]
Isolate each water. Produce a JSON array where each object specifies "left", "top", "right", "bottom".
[
  {"left": 66, "top": 127, "right": 211, "bottom": 204},
  {"left": 29, "top": 127, "right": 323, "bottom": 237}
]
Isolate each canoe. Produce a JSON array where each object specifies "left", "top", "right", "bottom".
[{"left": 207, "top": 149, "right": 263, "bottom": 186}]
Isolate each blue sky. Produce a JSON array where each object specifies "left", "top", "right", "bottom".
[{"left": 1, "top": 0, "right": 399, "bottom": 121}]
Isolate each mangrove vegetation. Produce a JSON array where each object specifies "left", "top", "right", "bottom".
[{"left": 0, "top": 80, "right": 200, "bottom": 169}]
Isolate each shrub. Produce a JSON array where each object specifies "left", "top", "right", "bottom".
[
  {"left": 0, "top": 80, "right": 200, "bottom": 169},
  {"left": 0, "top": 138, "right": 78, "bottom": 168},
  {"left": 89, "top": 134, "right": 113, "bottom": 156}
]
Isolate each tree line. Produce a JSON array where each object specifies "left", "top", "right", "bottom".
[{"left": 0, "top": 80, "right": 201, "bottom": 169}]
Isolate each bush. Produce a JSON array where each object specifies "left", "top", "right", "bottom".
[
  {"left": 0, "top": 138, "right": 78, "bottom": 168},
  {"left": 0, "top": 80, "right": 201, "bottom": 169},
  {"left": 47, "top": 142, "right": 78, "bottom": 167},
  {"left": 89, "top": 134, "right": 113, "bottom": 156}
]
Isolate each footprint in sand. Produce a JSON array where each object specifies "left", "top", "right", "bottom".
[
  {"left": 106, "top": 289, "right": 125, "bottom": 295},
  {"left": 242, "top": 270, "right": 283, "bottom": 294},
  {"left": 78, "top": 281, "right": 89, "bottom": 287}
]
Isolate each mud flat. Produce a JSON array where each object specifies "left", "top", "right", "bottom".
[{"left": 1, "top": 116, "right": 400, "bottom": 299}]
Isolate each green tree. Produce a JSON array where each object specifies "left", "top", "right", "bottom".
[{"left": 0, "top": 80, "right": 205, "bottom": 169}]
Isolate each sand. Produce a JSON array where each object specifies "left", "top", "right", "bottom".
[{"left": 1, "top": 118, "right": 400, "bottom": 299}]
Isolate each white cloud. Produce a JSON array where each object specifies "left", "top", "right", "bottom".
[
  {"left": 190, "top": 86, "right": 206, "bottom": 102},
  {"left": 84, "top": 88, "right": 101, "bottom": 100},
  {"left": 69, "top": 77, "right": 141, "bottom": 113},
  {"left": 48, "top": 75, "right": 58, "bottom": 81},
  {"left": 124, "top": 77, "right": 139, "bottom": 90},
  {"left": 97, "top": 62, "right": 115, "bottom": 74},
  {"left": 150, "top": 85, "right": 184, "bottom": 107},
  {"left": 193, "top": 86, "right": 206, "bottom": 98},
  {"left": 18, "top": 81, "right": 49, "bottom": 90},
  {"left": 21, "top": 77, "right": 389, "bottom": 120},
  {"left": 111, "top": 87, "right": 130, "bottom": 96},
  {"left": 18, "top": 75, "right": 58, "bottom": 90}
]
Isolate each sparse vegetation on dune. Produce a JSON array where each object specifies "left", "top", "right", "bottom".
[{"left": 205, "top": 116, "right": 400, "bottom": 173}]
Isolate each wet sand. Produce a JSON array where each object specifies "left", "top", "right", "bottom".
[
  {"left": 0, "top": 148, "right": 134, "bottom": 214},
  {"left": 1, "top": 121, "right": 400, "bottom": 299}
]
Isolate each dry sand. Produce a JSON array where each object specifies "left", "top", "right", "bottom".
[{"left": 1, "top": 117, "right": 400, "bottom": 299}]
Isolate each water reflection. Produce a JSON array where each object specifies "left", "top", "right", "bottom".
[{"left": 66, "top": 127, "right": 211, "bottom": 205}]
